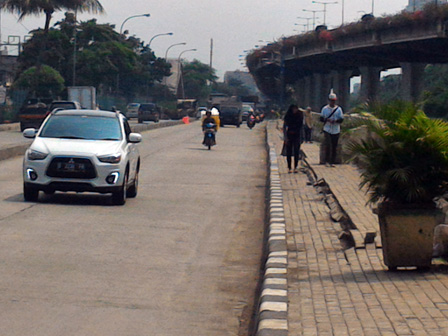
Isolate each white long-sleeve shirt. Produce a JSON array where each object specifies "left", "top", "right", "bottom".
[{"left": 321, "top": 105, "right": 344, "bottom": 134}]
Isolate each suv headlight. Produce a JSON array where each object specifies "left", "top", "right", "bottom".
[
  {"left": 98, "top": 153, "right": 122, "bottom": 164},
  {"left": 27, "top": 149, "right": 48, "bottom": 161}
]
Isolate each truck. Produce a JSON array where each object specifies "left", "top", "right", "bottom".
[
  {"left": 219, "top": 97, "right": 243, "bottom": 127},
  {"left": 67, "top": 86, "right": 96, "bottom": 110},
  {"left": 208, "top": 93, "right": 229, "bottom": 110},
  {"left": 176, "top": 99, "right": 198, "bottom": 118}
]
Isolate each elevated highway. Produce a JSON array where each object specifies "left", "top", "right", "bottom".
[{"left": 248, "top": 6, "right": 448, "bottom": 110}]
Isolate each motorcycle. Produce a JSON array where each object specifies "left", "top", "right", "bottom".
[
  {"left": 247, "top": 115, "right": 256, "bottom": 129},
  {"left": 203, "top": 122, "right": 217, "bottom": 150}
]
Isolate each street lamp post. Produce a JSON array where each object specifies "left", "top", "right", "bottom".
[
  {"left": 148, "top": 32, "right": 173, "bottom": 48},
  {"left": 163, "top": 42, "right": 187, "bottom": 97},
  {"left": 303, "top": 9, "right": 324, "bottom": 29},
  {"left": 312, "top": 1, "right": 338, "bottom": 26},
  {"left": 294, "top": 23, "right": 308, "bottom": 33},
  {"left": 178, "top": 49, "right": 197, "bottom": 99},
  {"left": 119, "top": 13, "right": 150, "bottom": 34},
  {"left": 165, "top": 42, "right": 186, "bottom": 59},
  {"left": 297, "top": 17, "right": 313, "bottom": 31}
]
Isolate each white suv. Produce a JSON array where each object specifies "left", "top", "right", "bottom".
[{"left": 22, "top": 109, "right": 141, "bottom": 205}]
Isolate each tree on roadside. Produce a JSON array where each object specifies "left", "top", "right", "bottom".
[
  {"left": 14, "top": 14, "right": 171, "bottom": 100},
  {"left": 422, "top": 64, "right": 448, "bottom": 119},
  {"left": 182, "top": 60, "right": 217, "bottom": 101},
  {"left": 12, "top": 65, "right": 65, "bottom": 98},
  {"left": 0, "top": 0, "right": 104, "bottom": 32},
  {"left": 212, "top": 78, "right": 252, "bottom": 97}
]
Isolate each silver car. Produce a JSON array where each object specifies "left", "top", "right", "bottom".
[
  {"left": 22, "top": 109, "right": 142, "bottom": 205},
  {"left": 126, "top": 103, "right": 140, "bottom": 119}
]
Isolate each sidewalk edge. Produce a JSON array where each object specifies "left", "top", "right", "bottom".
[{"left": 256, "top": 121, "right": 288, "bottom": 336}]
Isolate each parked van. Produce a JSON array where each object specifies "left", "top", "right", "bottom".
[
  {"left": 138, "top": 103, "right": 160, "bottom": 123},
  {"left": 126, "top": 103, "right": 140, "bottom": 119},
  {"left": 19, "top": 102, "right": 49, "bottom": 131}
]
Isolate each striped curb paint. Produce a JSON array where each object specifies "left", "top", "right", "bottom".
[{"left": 256, "top": 122, "right": 288, "bottom": 336}]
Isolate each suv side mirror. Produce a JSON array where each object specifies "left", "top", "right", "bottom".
[
  {"left": 128, "top": 133, "right": 142, "bottom": 143},
  {"left": 23, "top": 128, "right": 37, "bottom": 138}
]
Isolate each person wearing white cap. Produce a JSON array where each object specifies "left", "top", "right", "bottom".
[{"left": 320, "top": 91, "right": 344, "bottom": 167}]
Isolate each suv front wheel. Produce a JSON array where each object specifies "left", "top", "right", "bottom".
[
  {"left": 112, "top": 172, "right": 128, "bottom": 205},
  {"left": 23, "top": 184, "right": 39, "bottom": 202}
]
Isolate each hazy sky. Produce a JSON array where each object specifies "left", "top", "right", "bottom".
[{"left": 0, "top": 0, "right": 409, "bottom": 78}]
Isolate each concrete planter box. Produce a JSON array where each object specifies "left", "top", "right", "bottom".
[{"left": 377, "top": 203, "right": 444, "bottom": 270}]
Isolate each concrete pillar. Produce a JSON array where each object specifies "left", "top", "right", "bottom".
[
  {"left": 333, "top": 70, "right": 352, "bottom": 111},
  {"left": 295, "top": 78, "right": 306, "bottom": 107},
  {"left": 311, "top": 73, "right": 332, "bottom": 111},
  {"left": 312, "top": 73, "right": 322, "bottom": 111},
  {"left": 320, "top": 73, "right": 332, "bottom": 109},
  {"left": 360, "top": 66, "right": 382, "bottom": 103},
  {"left": 304, "top": 76, "right": 312, "bottom": 108},
  {"left": 400, "top": 63, "right": 426, "bottom": 103}
]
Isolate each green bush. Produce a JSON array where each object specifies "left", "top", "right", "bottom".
[{"left": 347, "top": 104, "right": 448, "bottom": 205}]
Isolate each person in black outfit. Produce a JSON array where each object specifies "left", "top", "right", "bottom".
[
  {"left": 283, "top": 104, "right": 303, "bottom": 173},
  {"left": 202, "top": 110, "right": 217, "bottom": 145}
]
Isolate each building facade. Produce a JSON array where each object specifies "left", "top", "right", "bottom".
[{"left": 406, "top": 0, "right": 447, "bottom": 11}]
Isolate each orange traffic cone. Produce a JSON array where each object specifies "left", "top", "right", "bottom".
[{"left": 182, "top": 116, "right": 190, "bottom": 124}]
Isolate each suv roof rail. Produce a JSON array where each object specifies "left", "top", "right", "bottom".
[{"left": 51, "top": 109, "right": 121, "bottom": 117}]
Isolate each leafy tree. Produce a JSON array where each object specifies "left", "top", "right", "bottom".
[
  {"left": 212, "top": 78, "right": 251, "bottom": 97},
  {"left": 379, "top": 74, "right": 401, "bottom": 103},
  {"left": 422, "top": 64, "right": 448, "bottom": 119},
  {"left": 17, "top": 29, "right": 72, "bottom": 79},
  {"left": 182, "top": 60, "right": 217, "bottom": 100},
  {"left": 14, "top": 14, "right": 171, "bottom": 100},
  {"left": 12, "top": 65, "right": 65, "bottom": 98},
  {"left": 0, "top": 0, "right": 104, "bottom": 32}
]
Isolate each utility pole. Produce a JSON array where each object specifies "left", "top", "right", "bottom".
[
  {"left": 73, "top": 10, "right": 77, "bottom": 86},
  {"left": 210, "top": 38, "right": 213, "bottom": 70},
  {"left": 312, "top": 1, "right": 338, "bottom": 26},
  {"left": 303, "top": 9, "right": 324, "bottom": 30},
  {"left": 297, "top": 17, "right": 313, "bottom": 31}
]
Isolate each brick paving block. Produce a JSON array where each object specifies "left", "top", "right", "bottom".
[{"left": 268, "top": 122, "right": 448, "bottom": 336}]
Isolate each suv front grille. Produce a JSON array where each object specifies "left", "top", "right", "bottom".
[{"left": 46, "top": 157, "right": 97, "bottom": 179}]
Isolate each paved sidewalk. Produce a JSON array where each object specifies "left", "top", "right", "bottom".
[{"left": 269, "top": 123, "right": 448, "bottom": 336}]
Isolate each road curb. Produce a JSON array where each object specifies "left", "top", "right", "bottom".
[
  {"left": 0, "top": 120, "right": 188, "bottom": 162},
  {"left": 0, "top": 123, "right": 20, "bottom": 132},
  {"left": 256, "top": 123, "right": 288, "bottom": 336}
]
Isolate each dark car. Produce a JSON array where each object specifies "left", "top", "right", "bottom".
[
  {"left": 48, "top": 101, "right": 82, "bottom": 112},
  {"left": 19, "top": 102, "right": 50, "bottom": 131},
  {"left": 138, "top": 103, "right": 160, "bottom": 123},
  {"left": 220, "top": 106, "right": 242, "bottom": 127}
]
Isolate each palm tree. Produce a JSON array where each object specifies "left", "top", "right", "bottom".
[{"left": 0, "top": 0, "right": 104, "bottom": 32}]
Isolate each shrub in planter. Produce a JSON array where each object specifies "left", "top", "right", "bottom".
[{"left": 347, "top": 104, "right": 448, "bottom": 270}]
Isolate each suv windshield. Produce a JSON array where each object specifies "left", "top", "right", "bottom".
[{"left": 40, "top": 115, "right": 122, "bottom": 141}]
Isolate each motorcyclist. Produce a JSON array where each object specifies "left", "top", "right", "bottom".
[
  {"left": 202, "top": 110, "right": 217, "bottom": 144},
  {"left": 247, "top": 111, "right": 256, "bottom": 128}
]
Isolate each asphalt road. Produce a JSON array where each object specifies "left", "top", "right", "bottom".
[{"left": 0, "top": 122, "right": 267, "bottom": 336}]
